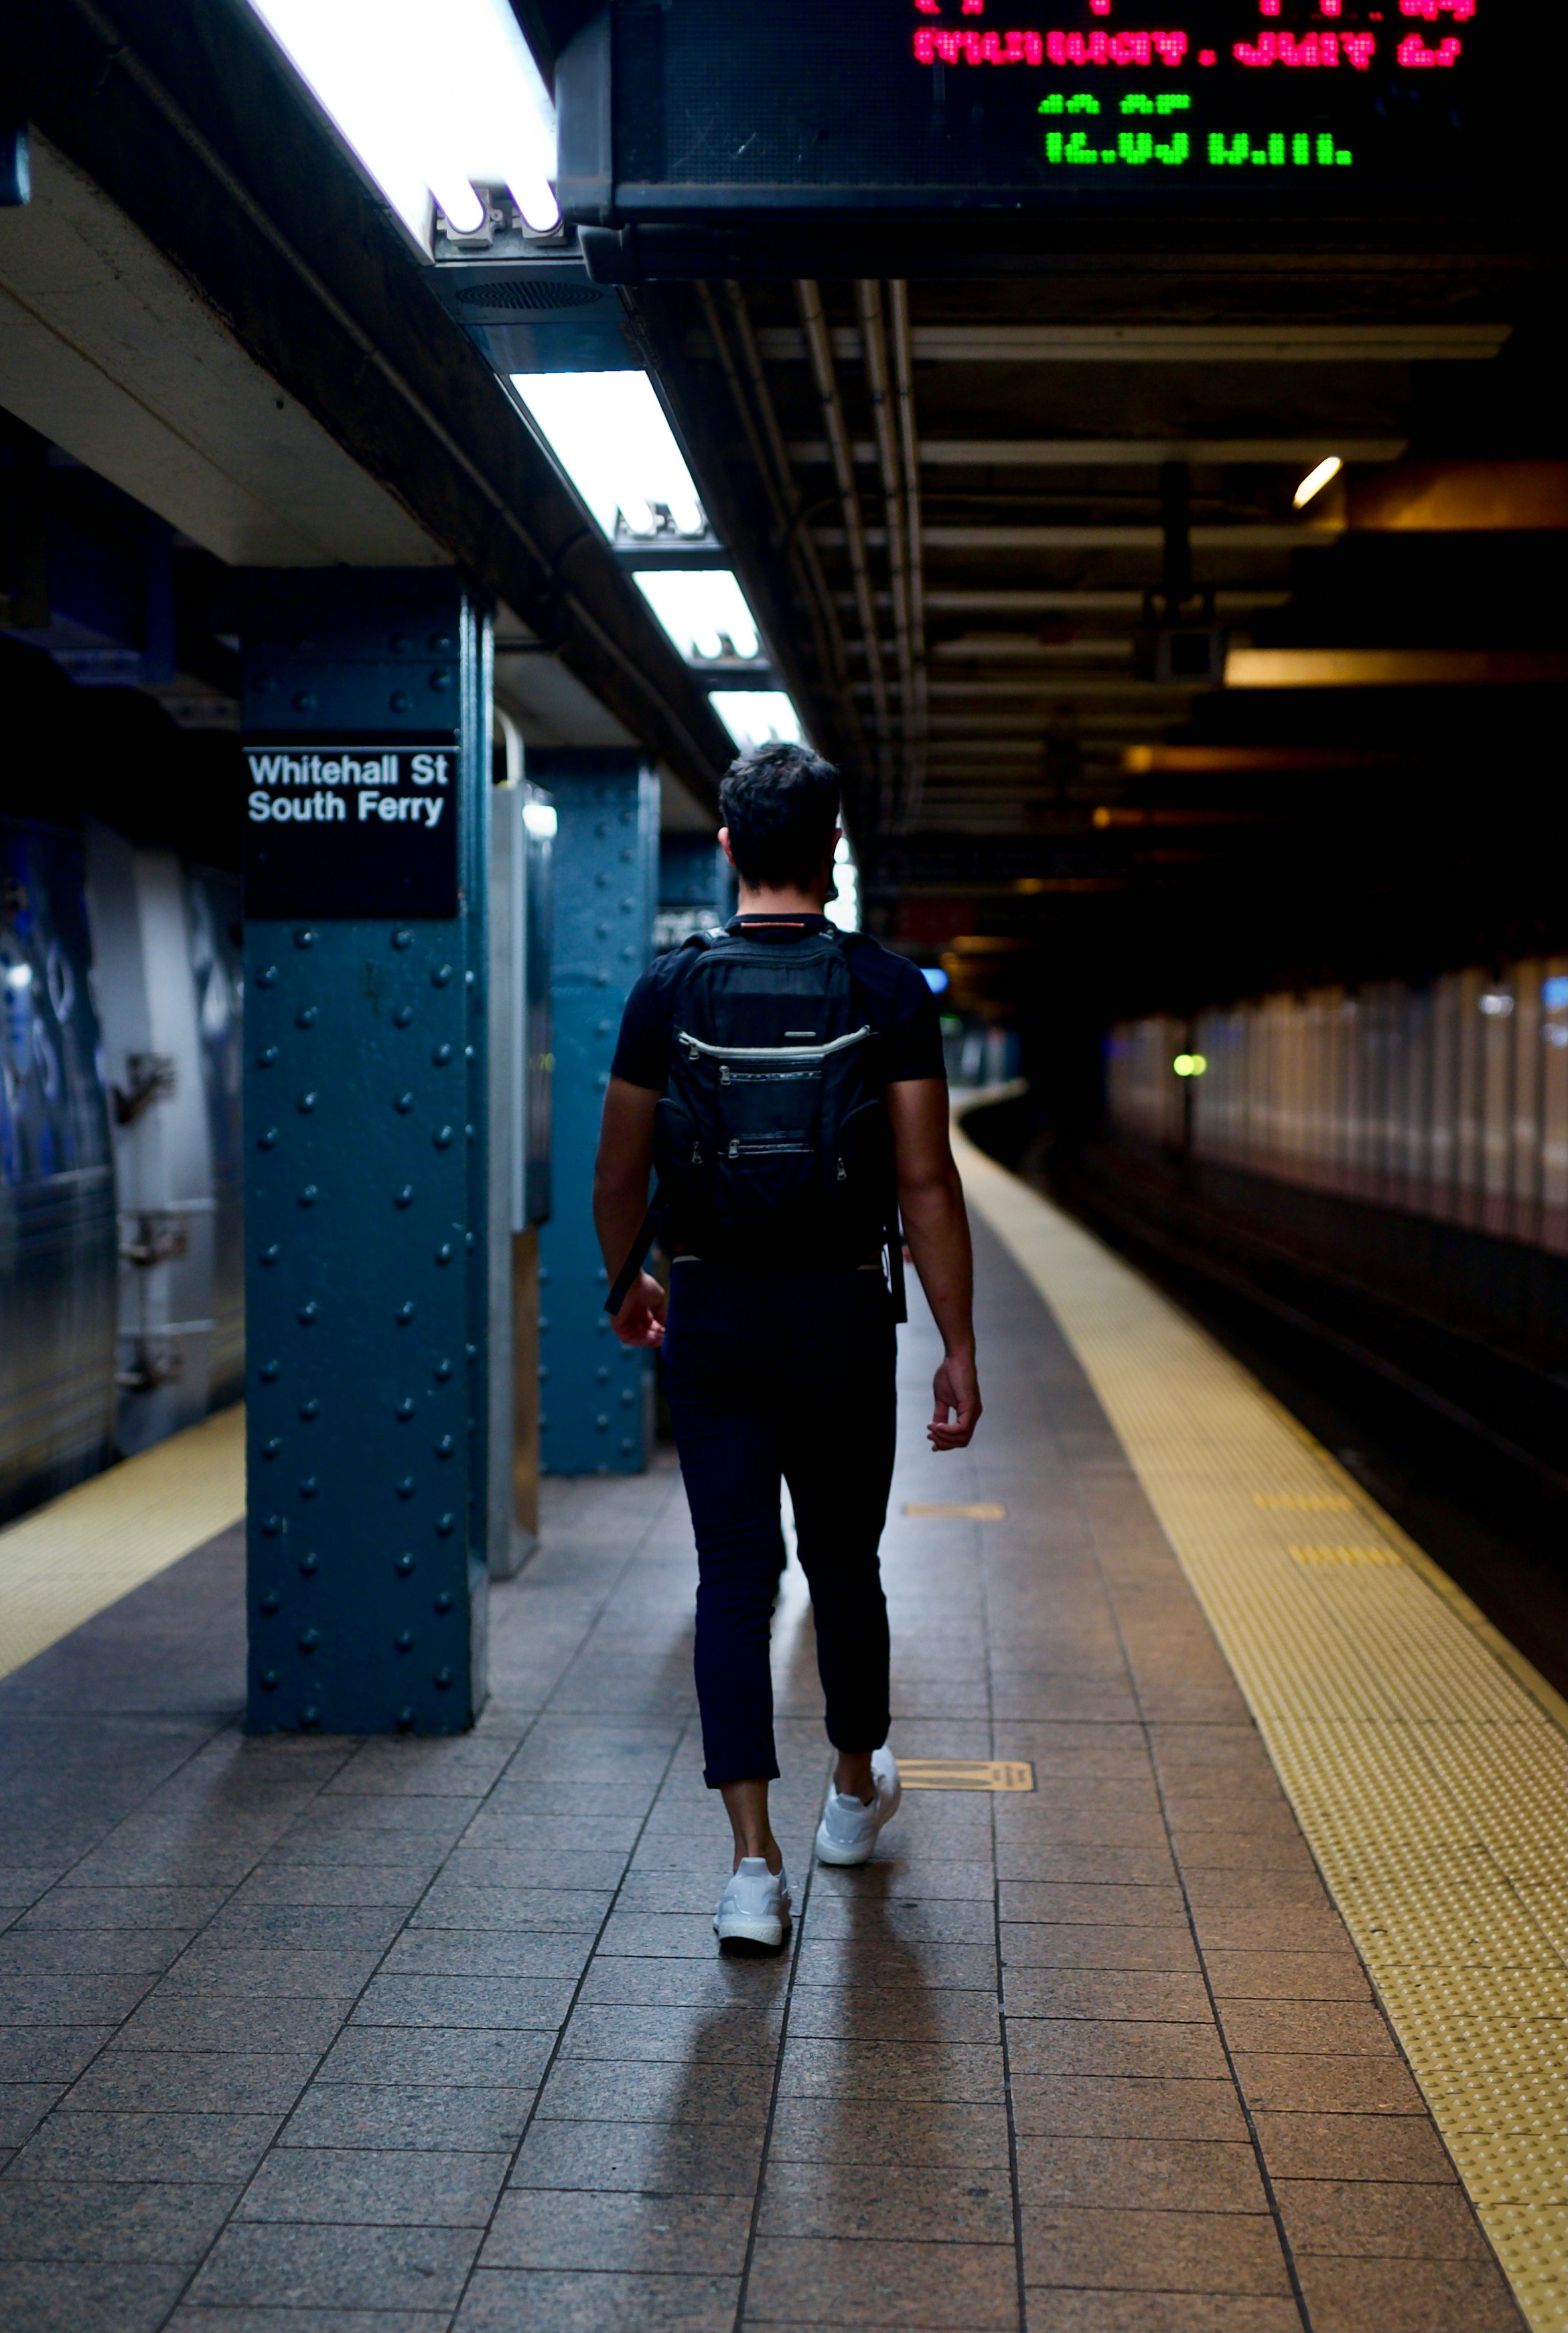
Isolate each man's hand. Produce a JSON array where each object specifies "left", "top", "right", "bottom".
[
  {"left": 595, "top": 1080, "right": 662, "bottom": 1344},
  {"left": 930, "top": 1346, "right": 981, "bottom": 1450},
  {"left": 612, "top": 1271, "right": 666, "bottom": 1348},
  {"left": 888, "top": 1080, "right": 981, "bottom": 1450}
]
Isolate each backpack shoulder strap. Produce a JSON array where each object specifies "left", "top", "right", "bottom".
[
  {"left": 605, "top": 930, "right": 725, "bottom": 1318},
  {"left": 666, "top": 926, "right": 725, "bottom": 1003},
  {"left": 820, "top": 928, "right": 908, "bottom": 1320}
]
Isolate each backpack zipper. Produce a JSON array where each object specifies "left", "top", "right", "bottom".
[
  {"left": 725, "top": 1136, "right": 813, "bottom": 1160},
  {"left": 680, "top": 1025, "right": 871, "bottom": 1064}
]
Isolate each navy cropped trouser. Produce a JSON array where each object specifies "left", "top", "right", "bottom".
[{"left": 662, "top": 1261, "right": 898, "bottom": 1788}]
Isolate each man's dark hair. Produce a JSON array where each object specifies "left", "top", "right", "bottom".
[{"left": 718, "top": 741, "right": 841, "bottom": 889}]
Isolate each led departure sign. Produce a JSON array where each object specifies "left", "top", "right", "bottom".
[{"left": 571, "top": 0, "right": 1521, "bottom": 223}]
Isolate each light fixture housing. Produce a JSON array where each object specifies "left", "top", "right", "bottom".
[
  {"left": 1293, "top": 455, "right": 1344, "bottom": 510},
  {"left": 708, "top": 693, "right": 804, "bottom": 757},
  {"left": 246, "top": 0, "right": 558, "bottom": 253},
  {"left": 632, "top": 571, "right": 762, "bottom": 664},
  {"left": 511, "top": 372, "right": 705, "bottom": 540}
]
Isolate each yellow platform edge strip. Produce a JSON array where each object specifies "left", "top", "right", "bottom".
[
  {"left": 0, "top": 1404, "right": 246, "bottom": 1684},
  {"left": 954, "top": 1127, "right": 1567, "bottom": 2333}
]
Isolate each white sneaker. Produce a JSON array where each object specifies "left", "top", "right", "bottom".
[
  {"left": 814, "top": 1746, "right": 902, "bottom": 1867},
  {"left": 713, "top": 1857, "right": 792, "bottom": 1949}
]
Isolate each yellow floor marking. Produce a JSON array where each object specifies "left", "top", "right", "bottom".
[
  {"left": 903, "top": 1501, "right": 1007, "bottom": 1520},
  {"left": 900, "top": 1758, "right": 1036, "bottom": 1792},
  {"left": 0, "top": 1406, "right": 245, "bottom": 1684},
  {"left": 954, "top": 1126, "right": 1567, "bottom": 2333},
  {"left": 1288, "top": 1543, "right": 1403, "bottom": 1565}
]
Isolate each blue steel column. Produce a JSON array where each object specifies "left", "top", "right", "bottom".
[
  {"left": 464, "top": 614, "right": 494, "bottom": 1684},
  {"left": 531, "top": 752, "right": 658, "bottom": 1476},
  {"left": 242, "top": 573, "right": 490, "bottom": 1733}
]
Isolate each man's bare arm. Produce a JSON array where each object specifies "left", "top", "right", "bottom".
[
  {"left": 593, "top": 1077, "right": 665, "bottom": 1347},
  {"left": 886, "top": 1078, "right": 981, "bottom": 1450}
]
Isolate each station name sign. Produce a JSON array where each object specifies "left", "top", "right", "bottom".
[
  {"left": 560, "top": 0, "right": 1524, "bottom": 227},
  {"left": 242, "top": 735, "right": 459, "bottom": 919}
]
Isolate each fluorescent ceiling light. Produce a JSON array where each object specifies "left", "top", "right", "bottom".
[
  {"left": 246, "top": 0, "right": 559, "bottom": 245},
  {"left": 1293, "top": 454, "right": 1343, "bottom": 510},
  {"left": 634, "top": 571, "right": 760, "bottom": 663},
  {"left": 826, "top": 831, "right": 859, "bottom": 933},
  {"left": 709, "top": 693, "right": 803, "bottom": 758},
  {"left": 512, "top": 374, "right": 705, "bottom": 539}
]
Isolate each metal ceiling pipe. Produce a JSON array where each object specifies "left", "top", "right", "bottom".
[
  {"left": 855, "top": 281, "right": 915, "bottom": 821},
  {"left": 796, "top": 278, "right": 892, "bottom": 806},
  {"left": 888, "top": 281, "right": 928, "bottom": 835},
  {"left": 697, "top": 283, "right": 849, "bottom": 733},
  {"left": 697, "top": 283, "right": 788, "bottom": 539},
  {"left": 721, "top": 286, "right": 859, "bottom": 729}
]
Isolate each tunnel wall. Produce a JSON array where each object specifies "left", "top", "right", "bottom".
[{"left": 1108, "top": 957, "right": 1568, "bottom": 1258}]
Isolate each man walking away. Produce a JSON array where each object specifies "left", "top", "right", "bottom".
[{"left": 593, "top": 743, "right": 981, "bottom": 1948}]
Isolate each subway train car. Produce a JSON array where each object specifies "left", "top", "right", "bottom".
[
  {"left": 0, "top": 645, "right": 244, "bottom": 1522},
  {"left": 1107, "top": 962, "right": 1568, "bottom": 1255},
  {"left": 83, "top": 821, "right": 244, "bottom": 1454},
  {"left": 1082, "top": 967, "right": 1568, "bottom": 1681},
  {"left": 0, "top": 814, "right": 117, "bottom": 1518}
]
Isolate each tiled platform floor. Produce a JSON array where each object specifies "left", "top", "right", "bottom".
[{"left": 0, "top": 1224, "right": 1522, "bottom": 2332}]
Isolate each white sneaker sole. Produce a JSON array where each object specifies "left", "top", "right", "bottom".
[
  {"left": 714, "top": 1912, "right": 788, "bottom": 1947},
  {"left": 812, "top": 1824, "right": 875, "bottom": 1867}
]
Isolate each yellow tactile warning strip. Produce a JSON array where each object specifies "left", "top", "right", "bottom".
[
  {"left": 1288, "top": 1541, "right": 1403, "bottom": 1566},
  {"left": 954, "top": 1126, "right": 1568, "bottom": 2333},
  {"left": 900, "top": 1758, "right": 1036, "bottom": 1792},
  {"left": 1255, "top": 1491, "right": 1354, "bottom": 1510},
  {"left": 903, "top": 1500, "right": 1008, "bottom": 1520},
  {"left": 0, "top": 1405, "right": 245, "bottom": 1684}
]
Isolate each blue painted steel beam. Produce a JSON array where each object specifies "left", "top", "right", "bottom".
[
  {"left": 530, "top": 752, "right": 657, "bottom": 1476},
  {"left": 241, "top": 572, "right": 491, "bottom": 1734}
]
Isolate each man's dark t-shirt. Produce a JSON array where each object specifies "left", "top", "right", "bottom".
[{"left": 610, "top": 916, "right": 946, "bottom": 1095}]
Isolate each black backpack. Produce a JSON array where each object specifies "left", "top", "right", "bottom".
[{"left": 605, "top": 923, "right": 906, "bottom": 1314}]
